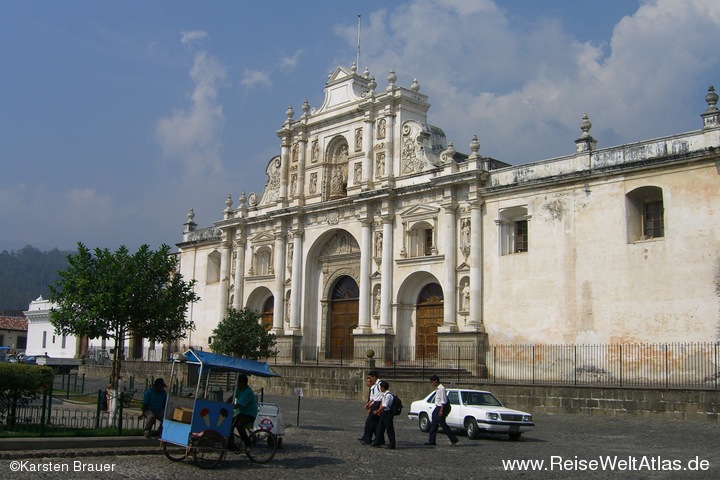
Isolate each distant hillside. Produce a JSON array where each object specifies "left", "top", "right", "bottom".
[{"left": 0, "top": 245, "right": 73, "bottom": 314}]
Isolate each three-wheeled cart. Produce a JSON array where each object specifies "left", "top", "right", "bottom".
[{"left": 160, "top": 349, "right": 282, "bottom": 469}]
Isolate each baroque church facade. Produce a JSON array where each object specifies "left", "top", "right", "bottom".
[{"left": 177, "top": 65, "right": 720, "bottom": 366}]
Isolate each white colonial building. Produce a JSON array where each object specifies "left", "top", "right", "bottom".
[{"left": 177, "top": 65, "right": 720, "bottom": 366}]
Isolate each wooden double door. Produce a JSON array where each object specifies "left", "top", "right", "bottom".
[
  {"left": 328, "top": 276, "right": 359, "bottom": 359},
  {"left": 416, "top": 283, "right": 444, "bottom": 358}
]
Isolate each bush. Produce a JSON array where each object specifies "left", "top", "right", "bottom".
[{"left": 0, "top": 363, "right": 54, "bottom": 426}]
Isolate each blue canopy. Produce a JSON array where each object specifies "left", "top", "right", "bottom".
[{"left": 182, "top": 349, "right": 280, "bottom": 377}]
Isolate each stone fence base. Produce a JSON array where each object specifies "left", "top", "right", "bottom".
[{"left": 81, "top": 363, "right": 719, "bottom": 422}]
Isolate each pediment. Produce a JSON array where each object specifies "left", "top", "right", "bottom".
[
  {"left": 316, "top": 65, "right": 370, "bottom": 114},
  {"left": 399, "top": 203, "right": 440, "bottom": 219},
  {"left": 249, "top": 232, "right": 275, "bottom": 245},
  {"left": 326, "top": 66, "right": 355, "bottom": 85}
]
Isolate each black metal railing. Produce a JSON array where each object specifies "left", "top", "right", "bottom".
[{"left": 269, "top": 342, "right": 720, "bottom": 389}]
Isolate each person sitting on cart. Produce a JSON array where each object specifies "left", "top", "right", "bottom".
[
  {"left": 141, "top": 377, "right": 168, "bottom": 438},
  {"left": 228, "top": 374, "right": 257, "bottom": 451}
]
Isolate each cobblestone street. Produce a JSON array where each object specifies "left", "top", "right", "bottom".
[{"left": 3, "top": 393, "right": 718, "bottom": 479}]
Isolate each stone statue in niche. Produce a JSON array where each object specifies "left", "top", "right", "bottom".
[
  {"left": 461, "top": 218, "right": 471, "bottom": 247},
  {"left": 290, "top": 174, "right": 298, "bottom": 196},
  {"left": 374, "top": 231, "right": 383, "bottom": 258},
  {"left": 376, "top": 118, "right": 386, "bottom": 139},
  {"left": 376, "top": 152, "right": 385, "bottom": 179},
  {"left": 373, "top": 287, "right": 381, "bottom": 317},
  {"left": 311, "top": 140, "right": 319, "bottom": 163},
  {"left": 354, "top": 163, "right": 362, "bottom": 184},
  {"left": 355, "top": 128, "right": 363, "bottom": 152},
  {"left": 309, "top": 173, "right": 317, "bottom": 194}
]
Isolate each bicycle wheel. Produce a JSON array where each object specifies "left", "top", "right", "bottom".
[
  {"left": 192, "top": 431, "right": 226, "bottom": 469},
  {"left": 162, "top": 441, "right": 188, "bottom": 462},
  {"left": 245, "top": 428, "right": 277, "bottom": 464}
]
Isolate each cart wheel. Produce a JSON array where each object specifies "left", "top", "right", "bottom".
[
  {"left": 193, "top": 431, "right": 226, "bottom": 469},
  {"left": 245, "top": 428, "right": 277, "bottom": 464},
  {"left": 162, "top": 441, "right": 187, "bottom": 462}
]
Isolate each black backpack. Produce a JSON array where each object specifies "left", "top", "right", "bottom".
[{"left": 390, "top": 395, "right": 403, "bottom": 416}]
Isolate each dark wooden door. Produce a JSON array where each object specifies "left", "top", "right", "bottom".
[
  {"left": 328, "top": 276, "right": 359, "bottom": 359},
  {"left": 416, "top": 283, "right": 444, "bottom": 358}
]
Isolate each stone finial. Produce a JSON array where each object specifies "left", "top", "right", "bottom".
[
  {"left": 410, "top": 78, "right": 420, "bottom": 92},
  {"left": 351, "top": 62, "right": 357, "bottom": 73},
  {"left": 364, "top": 67, "right": 370, "bottom": 79},
  {"left": 368, "top": 76, "right": 377, "bottom": 92},
  {"left": 575, "top": 113, "right": 597, "bottom": 153},
  {"left": 224, "top": 194, "right": 234, "bottom": 219},
  {"left": 702, "top": 85, "right": 720, "bottom": 129},
  {"left": 705, "top": 85, "right": 718, "bottom": 112},
  {"left": 469, "top": 135, "right": 481, "bottom": 157},
  {"left": 286, "top": 105, "right": 294, "bottom": 119},
  {"left": 302, "top": 99, "right": 310, "bottom": 118},
  {"left": 184, "top": 208, "right": 197, "bottom": 233},
  {"left": 239, "top": 191, "right": 247, "bottom": 206},
  {"left": 387, "top": 69, "right": 397, "bottom": 91},
  {"left": 578, "top": 114, "right": 592, "bottom": 139}
]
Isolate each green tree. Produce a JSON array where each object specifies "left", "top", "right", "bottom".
[
  {"left": 211, "top": 308, "right": 276, "bottom": 360},
  {"left": 0, "top": 363, "right": 54, "bottom": 426},
  {"left": 48, "top": 243, "right": 199, "bottom": 387}
]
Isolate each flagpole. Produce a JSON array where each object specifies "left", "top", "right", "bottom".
[{"left": 357, "top": 14, "right": 361, "bottom": 70}]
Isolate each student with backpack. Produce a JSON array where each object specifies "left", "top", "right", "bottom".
[{"left": 371, "top": 381, "right": 396, "bottom": 449}]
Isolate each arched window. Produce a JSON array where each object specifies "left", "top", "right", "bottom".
[
  {"left": 626, "top": 186, "right": 664, "bottom": 242},
  {"left": 254, "top": 247, "right": 272, "bottom": 276},
  {"left": 206, "top": 251, "right": 221, "bottom": 284},
  {"left": 497, "top": 206, "right": 530, "bottom": 255},
  {"left": 408, "top": 221, "right": 435, "bottom": 257}
]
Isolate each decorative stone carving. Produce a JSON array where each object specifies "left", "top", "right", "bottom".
[
  {"left": 376, "top": 118, "right": 386, "bottom": 139},
  {"left": 309, "top": 173, "right": 318, "bottom": 194},
  {"left": 355, "top": 128, "right": 363, "bottom": 152},
  {"left": 311, "top": 140, "right": 319, "bottom": 163},
  {"left": 375, "top": 152, "right": 385, "bottom": 179}
]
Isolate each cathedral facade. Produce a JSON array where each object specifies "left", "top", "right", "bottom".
[{"left": 177, "top": 65, "right": 720, "bottom": 365}]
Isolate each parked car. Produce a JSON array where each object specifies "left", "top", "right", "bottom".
[{"left": 407, "top": 388, "right": 534, "bottom": 441}]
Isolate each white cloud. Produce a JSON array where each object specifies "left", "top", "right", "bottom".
[
  {"left": 180, "top": 30, "right": 208, "bottom": 47},
  {"left": 156, "top": 36, "right": 228, "bottom": 176},
  {"left": 240, "top": 69, "right": 272, "bottom": 89},
  {"left": 350, "top": 0, "right": 720, "bottom": 163},
  {"left": 279, "top": 49, "right": 303, "bottom": 71}
]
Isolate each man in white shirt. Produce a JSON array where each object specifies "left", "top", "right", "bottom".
[
  {"left": 371, "top": 381, "right": 396, "bottom": 449},
  {"left": 425, "top": 375, "right": 458, "bottom": 446},
  {"left": 359, "top": 371, "right": 383, "bottom": 444}
]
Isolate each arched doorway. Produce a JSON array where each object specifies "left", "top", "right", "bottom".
[
  {"left": 261, "top": 296, "right": 274, "bottom": 330},
  {"left": 328, "top": 276, "right": 359, "bottom": 358},
  {"left": 416, "top": 283, "right": 443, "bottom": 358}
]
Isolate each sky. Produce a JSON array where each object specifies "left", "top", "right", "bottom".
[{"left": 2, "top": 0, "right": 720, "bottom": 253}]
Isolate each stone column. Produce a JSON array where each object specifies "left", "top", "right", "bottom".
[
  {"left": 362, "top": 115, "right": 373, "bottom": 188},
  {"left": 288, "top": 227, "right": 304, "bottom": 333},
  {"left": 297, "top": 135, "right": 307, "bottom": 202},
  {"left": 232, "top": 235, "right": 246, "bottom": 310},
  {"left": 355, "top": 219, "right": 373, "bottom": 332},
  {"left": 385, "top": 112, "right": 395, "bottom": 179},
  {"left": 272, "top": 229, "right": 286, "bottom": 333},
  {"left": 219, "top": 234, "right": 232, "bottom": 321},
  {"left": 467, "top": 203, "right": 483, "bottom": 330},
  {"left": 441, "top": 201, "right": 458, "bottom": 331},
  {"left": 379, "top": 215, "right": 394, "bottom": 330}
]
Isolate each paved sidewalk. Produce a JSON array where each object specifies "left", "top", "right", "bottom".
[{"left": 1, "top": 394, "right": 718, "bottom": 479}]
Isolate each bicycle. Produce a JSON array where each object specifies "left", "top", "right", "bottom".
[{"left": 162, "top": 426, "right": 278, "bottom": 468}]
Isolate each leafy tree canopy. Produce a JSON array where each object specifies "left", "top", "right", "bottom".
[
  {"left": 211, "top": 308, "right": 276, "bottom": 360},
  {"left": 48, "top": 243, "right": 199, "bottom": 384}
]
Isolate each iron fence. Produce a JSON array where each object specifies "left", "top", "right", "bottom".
[
  {"left": 271, "top": 342, "right": 720, "bottom": 389},
  {"left": 0, "top": 389, "right": 144, "bottom": 436}
]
